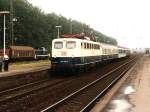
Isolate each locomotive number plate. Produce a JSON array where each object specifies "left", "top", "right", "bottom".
[{"left": 61, "top": 51, "right": 67, "bottom": 56}]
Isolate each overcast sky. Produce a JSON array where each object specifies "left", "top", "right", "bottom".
[{"left": 28, "top": 0, "right": 150, "bottom": 48}]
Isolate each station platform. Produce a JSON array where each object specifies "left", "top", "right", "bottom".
[
  {"left": 0, "top": 60, "right": 50, "bottom": 78},
  {"left": 92, "top": 55, "right": 150, "bottom": 112}
]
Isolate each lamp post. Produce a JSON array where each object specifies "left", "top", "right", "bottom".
[
  {"left": 56, "top": 26, "right": 61, "bottom": 38},
  {"left": 0, "top": 11, "right": 10, "bottom": 59},
  {"left": 10, "top": 0, "right": 14, "bottom": 45},
  {"left": 12, "top": 18, "right": 17, "bottom": 44},
  {"left": 70, "top": 19, "right": 72, "bottom": 34}
]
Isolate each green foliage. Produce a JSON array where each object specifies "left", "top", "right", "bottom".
[
  {"left": 94, "top": 30, "right": 117, "bottom": 45},
  {"left": 0, "top": 0, "right": 117, "bottom": 50}
]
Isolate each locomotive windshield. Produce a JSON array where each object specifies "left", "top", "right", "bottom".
[
  {"left": 54, "top": 42, "right": 63, "bottom": 49},
  {"left": 66, "top": 41, "right": 76, "bottom": 49}
]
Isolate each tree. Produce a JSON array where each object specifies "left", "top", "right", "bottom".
[{"left": 0, "top": 0, "right": 117, "bottom": 50}]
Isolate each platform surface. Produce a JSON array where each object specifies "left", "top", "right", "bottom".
[
  {"left": 0, "top": 60, "right": 50, "bottom": 77},
  {"left": 102, "top": 55, "right": 150, "bottom": 112}
]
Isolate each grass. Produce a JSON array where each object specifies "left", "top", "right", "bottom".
[{"left": 9, "top": 60, "right": 51, "bottom": 71}]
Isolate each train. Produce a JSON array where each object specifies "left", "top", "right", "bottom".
[
  {"left": 51, "top": 34, "right": 130, "bottom": 72},
  {"left": 0, "top": 46, "right": 50, "bottom": 61}
]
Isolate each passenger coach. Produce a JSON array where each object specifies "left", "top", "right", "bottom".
[{"left": 118, "top": 46, "right": 130, "bottom": 58}]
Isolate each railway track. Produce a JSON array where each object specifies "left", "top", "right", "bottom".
[
  {"left": 41, "top": 57, "right": 137, "bottom": 112},
  {"left": 0, "top": 68, "right": 50, "bottom": 92},
  {"left": 0, "top": 55, "right": 138, "bottom": 112},
  {"left": 0, "top": 74, "right": 82, "bottom": 104},
  {"left": 0, "top": 78, "right": 62, "bottom": 103}
]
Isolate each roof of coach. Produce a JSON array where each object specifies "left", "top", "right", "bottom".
[
  {"left": 100, "top": 43, "right": 118, "bottom": 48},
  {"left": 118, "top": 46, "right": 130, "bottom": 50},
  {"left": 9, "top": 46, "right": 34, "bottom": 51}
]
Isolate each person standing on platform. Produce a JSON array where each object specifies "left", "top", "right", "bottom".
[{"left": 4, "top": 55, "right": 9, "bottom": 71}]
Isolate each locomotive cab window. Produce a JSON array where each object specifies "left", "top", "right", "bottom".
[
  {"left": 66, "top": 41, "right": 76, "bottom": 49},
  {"left": 54, "top": 42, "right": 63, "bottom": 49}
]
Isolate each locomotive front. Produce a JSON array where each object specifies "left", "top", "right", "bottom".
[{"left": 51, "top": 38, "right": 81, "bottom": 71}]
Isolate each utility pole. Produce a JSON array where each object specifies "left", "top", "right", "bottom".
[
  {"left": 56, "top": 26, "right": 61, "bottom": 38},
  {"left": 82, "top": 24, "right": 84, "bottom": 33},
  {"left": 70, "top": 19, "right": 72, "bottom": 34},
  {"left": 10, "top": 0, "right": 14, "bottom": 45},
  {"left": 0, "top": 11, "right": 10, "bottom": 58}
]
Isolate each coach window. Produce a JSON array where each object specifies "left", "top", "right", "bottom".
[
  {"left": 97, "top": 45, "right": 99, "bottom": 49},
  {"left": 87, "top": 43, "right": 89, "bottom": 49},
  {"left": 54, "top": 42, "right": 63, "bottom": 49},
  {"left": 81, "top": 43, "right": 83, "bottom": 49},
  {"left": 83, "top": 43, "right": 85, "bottom": 49},
  {"left": 66, "top": 41, "right": 76, "bottom": 49},
  {"left": 98, "top": 45, "right": 100, "bottom": 49},
  {"left": 96, "top": 45, "right": 98, "bottom": 49}
]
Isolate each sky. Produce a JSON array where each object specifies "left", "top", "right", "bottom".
[{"left": 28, "top": 0, "right": 150, "bottom": 48}]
